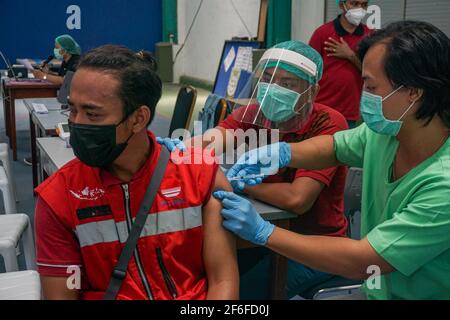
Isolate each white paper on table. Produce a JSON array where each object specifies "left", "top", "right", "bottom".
[
  {"left": 223, "top": 47, "right": 236, "bottom": 73},
  {"left": 16, "top": 58, "right": 34, "bottom": 71},
  {"left": 32, "top": 103, "right": 48, "bottom": 114}
]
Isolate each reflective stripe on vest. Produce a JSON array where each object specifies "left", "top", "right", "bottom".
[{"left": 75, "top": 206, "right": 202, "bottom": 248}]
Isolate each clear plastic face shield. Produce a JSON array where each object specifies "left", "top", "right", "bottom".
[{"left": 232, "top": 48, "right": 318, "bottom": 133}]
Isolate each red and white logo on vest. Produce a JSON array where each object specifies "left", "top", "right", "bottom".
[
  {"left": 161, "top": 186, "right": 181, "bottom": 198},
  {"left": 70, "top": 187, "right": 106, "bottom": 201}
]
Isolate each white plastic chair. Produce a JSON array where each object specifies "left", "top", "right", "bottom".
[
  {"left": 0, "top": 167, "right": 16, "bottom": 214},
  {"left": 0, "top": 214, "right": 36, "bottom": 272},
  {"left": 0, "top": 143, "right": 16, "bottom": 203},
  {"left": 0, "top": 271, "right": 41, "bottom": 300}
]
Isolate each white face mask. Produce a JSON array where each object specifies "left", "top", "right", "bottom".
[{"left": 344, "top": 4, "right": 367, "bottom": 26}]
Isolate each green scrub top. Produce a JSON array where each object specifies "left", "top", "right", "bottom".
[{"left": 334, "top": 124, "right": 450, "bottom": 300}]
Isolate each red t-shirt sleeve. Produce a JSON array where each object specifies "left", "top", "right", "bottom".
[
  {"left": 218, "top": 106, "right": 255, "bottom": 131},
  {"left": 295, "top": 166, "right": 338, "bottom": 187},
  {"left": 218, "top": 112, "right": 242, "bottom": 130},
  {"left": 295, "top": 105, "right": 349, "bottom": 186},
  {"left": 35, "top": 196, "right": 83, "bottom": 277}
]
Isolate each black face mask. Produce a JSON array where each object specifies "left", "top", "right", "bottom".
[{"left": 69, "top": 117, "right": 133, "bottom": 168}]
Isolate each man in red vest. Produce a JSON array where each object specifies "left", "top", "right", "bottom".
[{"left": 34, "top": 45, "right": 239, "bottom": 300}]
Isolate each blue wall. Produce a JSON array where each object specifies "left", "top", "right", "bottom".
[{"left": 0, "top": 0, "right": 162, "bottom": 68}]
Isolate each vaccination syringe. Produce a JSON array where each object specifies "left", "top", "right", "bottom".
[{"left": 228, "top": 174, "right": 266, "bottom": 181}]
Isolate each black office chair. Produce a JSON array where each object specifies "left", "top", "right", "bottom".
[
  {"left": 298, "top": 167, "right": 364, "bottom": 300},
  {"left": 168, "top": 85, "right": 197, "bottom": 137},
  {"left": 57, "top": 71, "right": 75, "bottom": 107}
]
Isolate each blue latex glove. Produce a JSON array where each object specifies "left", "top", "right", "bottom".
[
  {"left": 156, "top": 137, "right": 186, "bottom": 152},
  {"left": 213, "top": 191, "right": 275, "bottom": 246},
  {"left": 226, "top": 142, "right": 292, "bottom": 191}
]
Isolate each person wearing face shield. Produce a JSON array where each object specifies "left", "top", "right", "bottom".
[
  {"left": 159, "top": 41, "right": 349, "bottom": 299},
  {"left": 309, "top": 0, "right": 372, "bottom": 128},
  {"left": 33, "top": 45, "right": 239, "bottom": 300},
  {"left": 32, "top": 34, "right": 81, "bottom": 86},
  {"left": 214, "top": 21, "right": 450, "bottom": 300}
]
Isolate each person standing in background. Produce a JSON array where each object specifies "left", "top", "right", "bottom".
[{"left": 309, "top": 0, "right": 372, "bottom": 128}]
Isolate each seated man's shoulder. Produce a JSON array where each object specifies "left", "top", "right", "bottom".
[
  {"left": 219, "top": 105, "right": 260, "bottom": 132},
  {"left": 313, "top": 20, "right": 335, "bottom": 35},
  {"left": 57, "top": 158, "right": 92, "bottom": 178},
  {"left": 166, "top": 147, "right": 219, "bottom": 201},
  {"left": 313, "top": 102, "right": 349, "bottom": 132},
  {"left": 170, "top": 147, "right": 218, "bottom": 170}
]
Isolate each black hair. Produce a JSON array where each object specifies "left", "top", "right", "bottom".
[
  {"left": 77, "top": 45, "right": 162, "bottom": 125},
  {"left": 358, "top": 21, "right": 450, "bottom": 128}
]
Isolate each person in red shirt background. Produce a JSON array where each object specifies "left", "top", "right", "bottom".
[{"left": 309, "top": 0, "right": 372, "bottom": 128}]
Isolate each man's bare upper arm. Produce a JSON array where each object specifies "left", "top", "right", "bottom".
[
  {"left": 202, "top": 169, "right": 238, "bottom": 283},
  {"left": 41, "top": 276, "right": 80, "bottom": 300},
  {"left": 202, "top": 168, "right": 234, "bottom": 254}
]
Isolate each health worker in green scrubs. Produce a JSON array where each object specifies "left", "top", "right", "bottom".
[{"left": 213, "top": 20, "right": 450, "bottom": 299}]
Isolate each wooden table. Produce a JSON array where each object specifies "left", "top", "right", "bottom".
[{"left": 2, "top": 79, "right": 60, "bottom": 160}]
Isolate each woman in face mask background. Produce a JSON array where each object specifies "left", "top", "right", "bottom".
[
  {"left": 214, "top": 21, "right": 450, "bottom": 300},
  {"left": 32, "top": 34, "right": 81, "bottom": 86}
]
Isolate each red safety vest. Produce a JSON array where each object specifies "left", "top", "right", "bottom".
[{"left": 35, "top": 132, "right": 218, "bottom": 300}]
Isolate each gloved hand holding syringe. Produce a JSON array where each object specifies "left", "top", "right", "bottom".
[
  {"left": 226, "top": 172, "right": 266, "bottom": 194},
  {"left": 228, "top": 173, "right": 266, "bottom": 181},
  {"left": 225, "top": 142, "right": 292, "bottom": 193}
]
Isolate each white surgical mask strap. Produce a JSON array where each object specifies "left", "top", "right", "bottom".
[
  {"left": 382, "top": 85, "right": 404, "bottom": 102},
  {"left": 398, "top": 99, "right": 417, "bottom": 122},
  {"left": 294, "top": 84, "right": 314, "bottom": 114},
  {"left": 299, "top": 84, "right": 312, "bottom": 96}
]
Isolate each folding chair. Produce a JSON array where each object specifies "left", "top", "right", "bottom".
[{"left": 168, "top": 85, "right": 197, "bottom": 136}]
